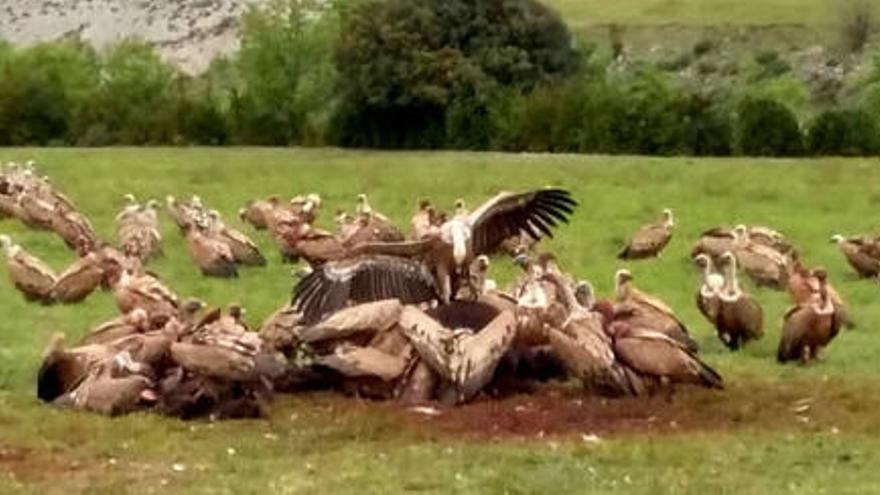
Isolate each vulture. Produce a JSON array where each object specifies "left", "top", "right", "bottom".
[
  {"left": 111, "top": 268, "right": 180, "bottom": 321},
  {"left": 830, "top": 234, "right": 880, "bottom": 279},
  {"left": 727, "top": 225, "right": 789, "bottom": 289},
  {"left": 714, "top": 252, "right": 764, "bottom": 350},
  {"left": 81, "top": 309, "right": 150, "bottom": 346},
  {"left": 608, "top": 321, "right": 723, "bottom": 392},
  {"left": 288, "top": 193, "right": 322, "bottom": 224},
  {"left": 694, "top": 253, "right": 724, "bottom": 324},
  {"left": 166, "top": 195, "right": 207, "bottom": 232},
  {"left": 787, "top": 255, "right": 854, "bottom": 330},
  {"left": 293, "top": 189, "right": 577, "bottom": 323},
  {"left": 183, "top": 225, "right": 238, "bottom": 278},
  {"left": 0, "top": 234, "right": 57, "bottom": 303},
  {"left": 693, "top": 224, "right": 791, "bottom": 258},
  {"left": 613, "top": 269, "right": 698, "bottom": 352},
  {"left": 239, "top": 196, "right": 281, "bottom": 230},
  {"left": 778, "top": 269, "right": 841, "bottom": 363},
  {"left": 618, "top": 208, "right": 675, "bottom": 259},
  {"left": 281, "top": 222, "right": 347, "bottom": 265},
  {"left": 204, "top": 210, "right": 266, "bottom": 266},
  {"left": 116, "top": 196, "right": 162, "bottom": 262},
  {"left": 409, "top": 199, "right": 438, "bottom": 240},
  {"left": 51, "top": 246, "right": 123, "bottom": 303},
  {"left": 50, "top": 209, "right": 98, "bottom": 256}
]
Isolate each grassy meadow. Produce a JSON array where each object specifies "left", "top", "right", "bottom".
[{"left": 1, "top": 148, "right": 880, "bottom": 493}]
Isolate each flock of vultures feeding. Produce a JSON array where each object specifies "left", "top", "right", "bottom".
[{"left": 0, "top": 160, "right": 874, "bottom": 420}]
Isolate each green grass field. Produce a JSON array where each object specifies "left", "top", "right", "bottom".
[
  {"left": 544, "top": 0, "right": 876, "bottom": 29},
  {"left": 2, "top": 148, "right": 880, "bottom": 494}
]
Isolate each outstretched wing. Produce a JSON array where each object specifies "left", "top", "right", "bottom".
[
  {"left": 292, "top": 255, "right": 438, "bottom": 324},
  {"left": 466, "top": 188, "right": 577, "bottom": 255}
]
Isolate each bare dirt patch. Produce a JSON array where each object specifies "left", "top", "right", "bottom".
[{"left": 396, "top": 379, "right": 876, "bottom": 440}]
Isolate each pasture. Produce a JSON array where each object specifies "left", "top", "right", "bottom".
[{"left": 1, "top": 148, "right": 880, "bottom": 493}]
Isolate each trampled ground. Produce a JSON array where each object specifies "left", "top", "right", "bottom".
[{"left": 1, "top": 148, "right": 880, "bottom": 493}]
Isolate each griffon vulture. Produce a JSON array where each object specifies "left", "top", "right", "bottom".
[{"left": 618, "top": 208, "right": 674, "bottom": 259}]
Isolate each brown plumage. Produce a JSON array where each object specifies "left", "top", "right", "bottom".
[
  {"left": 116, "top": 196, "right": 162, "bottom": 262},
  {"left": 830, "top": 234, "right": 880, "bottom": 278},
  {"left": 50, "top": 209, "right": 98, "bottom": 256},
  {"left": 1, "top": 235, "right": 57, "bottom": 303},
  {"left": 184, "top": 227, "right": 238, "bottom": 278},
  {"left": 281, "top": 223, "right": 347, "bottom": 266},
  {"left": 778, "top": 270, "right": 841, "bottom": 363},
  {"left": 609, "top": 322, "right": 723, "bottom": 390},
  {"left": 111, "top": 269, "right": 180, "bottom": 320},
  {"left": 786, "top": 256, "right": 854, "bottom": 329},
  {"left": 81, "top": 309, "right": 150, "bottom": 346},
  {"left": 410, "top": 199, "right": 437, "bottom": 240},
  {"left": 693, "top": 224, "right": 791, "bottom": 258},
  {"left": 725, "top": 225, "right": 789, "bottom": 289},
  {"left": 613, "top": 269, "right": 698, "bottom": 352},
  {"left": 619, "top": 208, "right": 674, "bottom": 259},
  {"left": 714, "top": 252, "right": 764, "bottom": 350},
  {"left": 239, "top": 196, "right": 281, "bottom": 230},
  {"left": 52, "top": 246, "right": 124, "bottom": 303},
  {"left": 203, "top": 211, "right": 266, "bottom": 266}
]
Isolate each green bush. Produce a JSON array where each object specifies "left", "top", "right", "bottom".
[
  {"left": 807, "top": 109, "right": 880, "bottom": 156},
  {"left": 737, "top": 98, "right": 804, "bottom": 156},
  {"left": 332, "top": 0, "right": 579, "bottom": 148}
]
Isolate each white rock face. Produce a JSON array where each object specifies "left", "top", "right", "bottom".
[{"left": 0, "top": 0, "right": 269, "bottom": 74}]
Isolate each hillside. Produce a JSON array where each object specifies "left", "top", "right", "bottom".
[
  {"left": 1, "top": 0, "right": 878, "bottom": 73},
  {"left": 0, "top": 0, "right": 267, "bottom": 73}
]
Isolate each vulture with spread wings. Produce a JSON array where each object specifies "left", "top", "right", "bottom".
[{"left": 293, "top": 188, "right": 577, "bottom": 323}]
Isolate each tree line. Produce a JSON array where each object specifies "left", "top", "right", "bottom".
[{"left": 1, "top": 0, "right": 878, "bottom": 156}]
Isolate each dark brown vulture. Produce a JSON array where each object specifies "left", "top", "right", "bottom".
[
  {"left": 613, "top": 269, "right": 698, "bottom": 352},
  {"left": 618, "top": 208, "right": 674, "bottom": 259},
  {"left": 778, "top": 270, "right": 841, "bottom": 363},
  {"left": 830, "top": 234, "right": 880, "bottom": 279},
  {"left": 608, "top": 322, "right": 723, "bottom": 391},
  {"left": 293, "top": 188, "right": 577, "bottom": 323}
]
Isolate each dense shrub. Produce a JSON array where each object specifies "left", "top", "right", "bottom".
[
  {"left": 807, "top": 109, "right": 880, "bottom": 156},
  {"left": 332, "top": 0, "right": 579, "bottom": 148},
  {"left": 737, "top": 98, "right": 804, "bottom": 156}
]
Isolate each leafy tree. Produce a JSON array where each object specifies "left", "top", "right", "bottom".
[
  {"left": 235, "top": 0, "right": 340, "bottom": 145},
  {"left": 333, "top": 0, "right": 579, "bottom": 148},
  {"left": 94, "top": 39, "right": 178, "bottom": 144}
]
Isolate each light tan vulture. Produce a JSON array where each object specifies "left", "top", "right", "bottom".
[
  {"left": 409, "top": 199, "right": 437, "bottom": 240},
  {"left": 613, "top": 269, "right": 698, "bottom": 352},
  {"left": 281, "top": 222, "right": 347, "bottom": 265},
  {"left": 778, "top": 270, "right": 841, "bottom": 363},
  {"left": 830, "top": 234, "right": 880, "bottom": 279},
  {"left": 693, "top": 224, "right": 791, "bottom": 258},
  {"left": 727, "top": 225, "right": 789, "bottom": 289},
  {"left": 288, "top": 193, "right": 321, "bottom": 224},
  {"left": 116, "top": 196, "right": 162, "bottom": 262},
  {"left": 608, "top": 322, "right": 723, "bottom": 391},
  {"left": 239, "top": 196, "right": 281, "bottom": 230},
  {"left": 0, "top": 234, "right": 57, "bottom": 303},
  {"left": 54, "top": 364, "right": 156, "bottom": 417},
  {"left": 166, "top": 195, "right": 208, "bottom": 232},
  {"left": 81, "top": 309, "right": 150, "bottom": 346},
  {"left": 204, "top": 210, "right": 266, "bottom": 266},
  {"left": 399, "top": 305, "right": 517, "bottom": 404},
  {"left": 50, "top": 209, "right": 98, "bottom": 256},
  {"left": 111, "top": 269, "right": 180, "bottom": 321},
  {"left": 694, "top": 253, "right": 724, "bottom": 325},
  {"left": 341, "top": 214, "right": 405, "bottom": 248},
  {"left": 51, "top": 247, "right": 120, "bottom": 304},
  {"left": 17, "top": 192, "right": 56, "bottom": 230},
  {"left": 618, "top": 208, "right": 674, "bottom": 259},
  {"left": 184, "top": 226, "right": 238, "bottom": 278},
  {"left": 714, "top": 252, "right": 763, "bottom": 350},
  {"left": 293, "top": 189, "right": 577, "bottom": 323}
]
